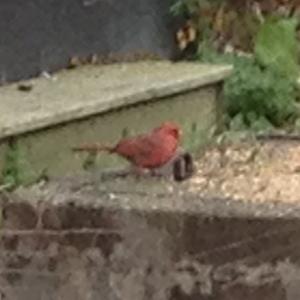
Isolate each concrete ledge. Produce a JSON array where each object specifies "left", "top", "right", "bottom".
[
  {"left": 0, "top": 61, "right": 232, "bottom": 184},
  {"left": 0, "top": 176, "right": 299, "bottom": 300},
  {"left": 0, "top": 62, "right": 232, "bottom": 139}
]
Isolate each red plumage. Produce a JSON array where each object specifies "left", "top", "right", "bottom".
[{"left": 72, "top": 121, "right": 181, "bottom": 169}]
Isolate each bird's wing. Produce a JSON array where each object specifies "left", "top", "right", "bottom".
[
  {"left": 115, "top": 132, "right": 178, "bottom": 168},
  {"left": 116, "top": 135, "right": 159, "bottom": 158}
]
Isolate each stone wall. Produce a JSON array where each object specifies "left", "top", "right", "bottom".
[{"left": 1, "top": 180, "right": 300, "bottom": 299}]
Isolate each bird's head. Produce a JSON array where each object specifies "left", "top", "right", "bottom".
[{"left": 155, "top": 121, "right": 181, "bottom": 140}]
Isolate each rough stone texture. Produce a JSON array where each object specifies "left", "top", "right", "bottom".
[
  {"left": 1, "top": 176, "right": 300, "bottom": 300},
  {"left": 0, "top": 62, "right": 232, "bottom": 139},
  {"left": 0, "top": 0, "right": 182, "bottom": 83}
]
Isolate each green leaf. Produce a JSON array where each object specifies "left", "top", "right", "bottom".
[{"left": 254, "top": 17, "right": 299, "bottom": 79}]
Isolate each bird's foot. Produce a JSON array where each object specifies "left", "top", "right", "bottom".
[
  {"left": 131, "top": 166, "right": 149, "bottom": 179},
  {"left": 149, "top": 168, "right": 167, "bottom": 178}
]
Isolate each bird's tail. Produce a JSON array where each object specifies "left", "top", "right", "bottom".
[{"left": 72, "top": 143, "right": 114, "bottom": 153}]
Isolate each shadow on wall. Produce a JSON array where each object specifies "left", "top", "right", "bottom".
[{"left": 0, "top": 0, "right": 183, "bottom": 83}]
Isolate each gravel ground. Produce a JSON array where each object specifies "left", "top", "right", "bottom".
[
  {"left": 187, "top": 139, "right": 300, "bottom": 203},
  {"left": 9, "top": 137, "right": 300, "bottom": 219}
]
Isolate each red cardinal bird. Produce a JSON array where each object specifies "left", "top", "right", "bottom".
[{"left": 72, "top": 122, "right": 181, "bottom": 171}]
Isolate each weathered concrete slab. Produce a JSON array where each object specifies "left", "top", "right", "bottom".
[
  {"left": 13, "top": 86, "right": 217, "bottom": 182},
  {"left": 0, "top": 62, "right": 232, "bottom": 139},
  {"left": 1, "top": 176, "right": 300, "bottom": 300},
  {"left": 0, "top": 62, "right": 232, "bottom": 184}
]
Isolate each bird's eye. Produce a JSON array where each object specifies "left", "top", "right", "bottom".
[{"left": 172, "top": 128, "right": 180, "bottom": 138}]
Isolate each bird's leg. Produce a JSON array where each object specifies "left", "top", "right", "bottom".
[
  {"left": 130, "top": 165, "right": 149, "bottom": 178},
  {"left": 166, "top": 148, "right": 184, "bottom": 165},
  {"left": 92, "top": 167, "right": 131, "bottom": 181},
  {"left": 149, "top": 168, "right": 163, "bottom": 177},
  {"left": 151, "top": 148, "right": 185, "bottom": 178},
  {"left": 152, "top": 148, "right": 195, "bottom": 181}
]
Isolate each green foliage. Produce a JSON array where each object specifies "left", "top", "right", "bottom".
[
  {"left": 2, "top": 141, "right": 21, "bottom": 189},
  {"left": 170, "top": 0, "right": 220, "bottom": 16},
  {"left": 225, "top": 59, "right": 297, "bottom": 127},
  {"left": 171, "top": 0, "right": 300, "bottom": 132},
  {"left": 170, "top": 0, "right": 224, "bottom": 43},
  {"left": 198, "top": 46, "right": 298, "bottom": 131},
  {"left": 170, "top": 0, "right": 198, "bottom": 16},
  {"left": 255, "top": 17, "right": 299, "bottom": 80},
  {"left": 0, "top": 141, "right": 40, "bottom": 189}
]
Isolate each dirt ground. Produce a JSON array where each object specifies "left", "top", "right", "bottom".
[{"left": 187, "top": 138, "right": 300, "bottom": 203}]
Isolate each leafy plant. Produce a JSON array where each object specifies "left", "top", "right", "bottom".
[
  {"left": 225, "top": 59, "right": 297, "bottom": 126},
  {"left": 255, "top": 17, "right": 299, "bottom": 80},
  {"left": 197, "top": 46, "right": 298, "bottom": 130},
  {"left": 170, "top": 0, "right": 219, "bottom": 16},
  {"left": 2, "top": 141, "right": 21, "bottom": 189},
  {"left": 171, "top": 0, "right": 300, "bottom": 131}
]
